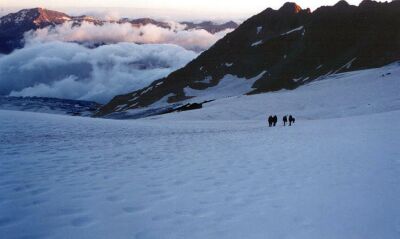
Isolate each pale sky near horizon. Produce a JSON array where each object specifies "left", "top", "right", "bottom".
[{"left": 0, "top": 0, "right": 387, "bottom": 20}]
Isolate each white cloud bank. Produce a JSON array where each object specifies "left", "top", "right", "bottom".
[
  {"left": 0, "top": 22, "right": 233, "bottom": 103},
  {"left": 0, "top": 41, "right": 197, "bottom": 103},
  {"left": 25, "top": 21, "right": 233, "bottom": 51}
]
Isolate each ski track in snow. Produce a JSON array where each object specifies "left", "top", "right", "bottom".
[{"left": 1, "top": 109, "right": 400, "bottom": 239}]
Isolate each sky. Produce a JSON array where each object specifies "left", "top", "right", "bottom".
[{"left": 0, "top": 0, "right": 384, "bottom": 20}]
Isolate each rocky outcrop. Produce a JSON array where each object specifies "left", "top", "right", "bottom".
[{"left": 181, "top": 21, "right": 239, "bottom": 34}]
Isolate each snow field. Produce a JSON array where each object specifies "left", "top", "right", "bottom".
[
  {"left": 1, "top": 62, "right": 400, "bottom": 239},
  {"left": 155, "top": 62, "right": 400, "bottom": 121},
  {"left": 1, "top": 109, "right": 400, "bottom": 239}
]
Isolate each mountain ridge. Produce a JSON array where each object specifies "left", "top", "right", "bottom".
[
  {"left": 0, "top": 8, "right": 239, "bottom": 54},
  {"left": 0, "top": 96, "right": 100, "bottom": 116},
  {"left": 96, "top": 0, "right": 400, "bottom": 117}
]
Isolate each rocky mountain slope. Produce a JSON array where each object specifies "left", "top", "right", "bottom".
[
  {"left": 96, "top": 0, "right": 400, "bottom": 117},
  {"left": 0, "top": 8, "right": 239, "bottom": 54},
  {"left": 0, "top": 8, "right": 69, "bottom": 53}
]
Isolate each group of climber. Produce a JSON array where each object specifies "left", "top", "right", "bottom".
[
  {"left": 267, "top": 115, "right": 278, "bottom": 127},
  {"left": 267, "top": 115, "right": 296, "bottom": 127}
]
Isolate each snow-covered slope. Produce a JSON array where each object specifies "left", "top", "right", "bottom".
[
  {"left": 1, "top": 60, "right": 400, "bottom": 238},
  {"left": 1, "top": 108, "right": 399, "bottom": 239},
  {"left": 106, "top": 61, "right": 400, "bottom": 120}
]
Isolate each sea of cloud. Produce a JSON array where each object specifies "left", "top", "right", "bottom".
[
  {"left": 0, "top": 22, "right": 233, "bottom": 103},
  {"left": 0, "top": 41, "right": 197, "bottom": 103},
  {"left": 26, "top": 21, "right": 232, "bottom": 52}
]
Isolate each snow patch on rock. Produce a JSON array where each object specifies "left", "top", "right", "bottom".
[
  {"left": 281, "top": 26, "right": 304, "bottom": 36},
  {"left": 257, "top": 26, "right": 263, "bottom": 34},
  {"left": 251, "top": 40, "right": 263, "bottom": 47},
  {"left": 184, "top": 71, "right": 267, "bottom": 102}
]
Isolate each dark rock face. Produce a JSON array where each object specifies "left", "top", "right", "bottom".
[
  {"left": 165, "top": 100, "right": 214, "bottom": 114},
  {"left": 96, "top": 0, "right": 400, "bottom": 117},
  {"left": 0, "top": 8, "right": 238, "bottom": 54},
  {"left": 278, "top": 2, "right": 303, "bottom": 14}
]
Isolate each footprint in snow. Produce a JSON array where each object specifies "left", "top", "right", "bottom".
[
  {"left": 29, "top": 187, "right": 49, "bottom": 196},
  {"left": 135, "top": 231, "right": 158, "bottom": 239},
  {"left": 106, "top": 195, "right": 122, "bottom": 202},
  {"left": 70, "top": 216, "right": 94, "bottom": 227},
  {"left": 123, "top": 206, "right": 147, "bottom": 214},
  {"left": 0, "top": 217, "right": 21, "bottom": 228}
]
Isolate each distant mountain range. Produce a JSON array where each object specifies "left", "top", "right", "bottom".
[
  {"left": 96, "top": 0, "right": 400, "bottom": 117},
  {"left": 0, "top": 8, "right": 239, "bottom": 54},
  {"left": 0, "top": 96, "right": 100, "bottom": 116}
]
